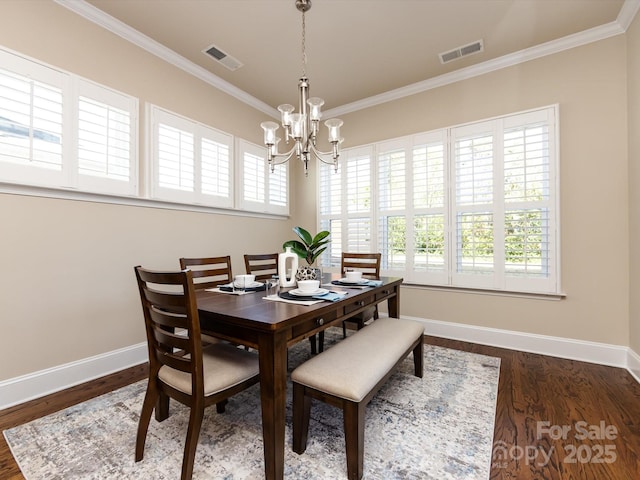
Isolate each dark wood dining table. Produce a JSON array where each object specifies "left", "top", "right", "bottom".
[{"left": 195, "top": 273, "right": 403, "bottom": 480}]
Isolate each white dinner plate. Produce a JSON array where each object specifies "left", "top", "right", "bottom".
[
  {"left": 338, "top": 278, "right": 369, "bottom": 285},
  {"left": 289, "top": 288, "right": 328, "bottom": 297},
  {"left": 233, "top": 281, "right": 263, "bottom": 288}
]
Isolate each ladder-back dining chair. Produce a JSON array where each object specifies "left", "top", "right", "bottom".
[
  {"left": 244, "top": 253, "right": 279, "bottom": 281},
  {"left": 179, "top": 256, "right": 233, "bottom": 290},
  {"left": 341, "top": 252, "right": 382, "bottom": 337},
  {"left": 133, "top": 266, "right": 260, "bottom": 480}
]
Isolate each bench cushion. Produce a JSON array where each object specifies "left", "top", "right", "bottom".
[{"left": 291, "top": 317, "right": 424, "bottom": 402}]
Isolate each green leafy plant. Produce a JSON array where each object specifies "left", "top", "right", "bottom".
[{"left": 283, "top": 226, "right": 330, "bottom": 266}]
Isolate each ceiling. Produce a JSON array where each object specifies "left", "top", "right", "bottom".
[{"left": 67, "top": 0, "right": 634, "bottom": 117}]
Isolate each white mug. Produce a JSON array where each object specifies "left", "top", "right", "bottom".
[{"left": 235, "top": 274, "right": 256, "bottom": 288}]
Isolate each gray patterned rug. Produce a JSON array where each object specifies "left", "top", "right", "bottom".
[{"left": 4, "top": 328, "right": 500, "bottom": 479}]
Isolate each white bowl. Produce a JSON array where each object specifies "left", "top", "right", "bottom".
[
  {"left": 345, "top": 271, "right": 363, "bottom": 282},
  {"left": 297, "top": 279, "right": 320, "bottom": 292}
]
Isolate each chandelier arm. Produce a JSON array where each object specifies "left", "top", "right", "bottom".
[
  {"left": 269, "top": 144, "right": 298, "bottom": 164},
  {"left": 308, "top": 142, "right": 339, "bottom": 165}
]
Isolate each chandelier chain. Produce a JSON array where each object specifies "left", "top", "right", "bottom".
[{"left": 301, "top": 9, "right": 307, "bottom": 77}]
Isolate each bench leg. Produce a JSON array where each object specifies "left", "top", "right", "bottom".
[
  {"left": 413, "top": 338, "right": 424, "bottom": 378},
  {"left": 292, "top": 382, "right": 312, "bottom": 454},
  {"left": 343, "top": 400, "right": 365, "bottom": 480}
]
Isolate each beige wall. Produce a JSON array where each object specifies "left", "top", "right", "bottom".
[
  {"left": 0, "top": 1, "right": 636, "bottom": 382},
  {"left": 0, "top": 1, "right": 296, "bottom": 380},
  {"left": 300, "top": 37, "right": 631, "bottom": 345},
  {"left": 629, "top": 12, "right": 640, "bottom": 354}
]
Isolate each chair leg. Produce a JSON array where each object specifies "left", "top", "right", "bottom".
[
  {"left": 155, "top": 391, "right": 170, "bottom": 421},
  {"left": 342, "top": 321, "right": 347, "bottom": 338},
  {"left": 343, "top": 400, "right": 366, "bottom": 480},
  {"left": 135, "top": 381, "right": 159, "bottom": 462},
  {"left": 318, "top": 330, "right": 325, "bottom": 352},
  {"left": 181, "top": 404, "right": 205, "bottom": 480},
  {"left": 413, "top": 339, "right": 424, "bottom": 378},
  {"left": 292, "top": 383, "right": 312, "bottom": 454},
  {"left": 216, "top": 398, "right": 228, "bottom": 413},
  {"left": 309, "top": 335, "right": 317, "bottom": 354}
]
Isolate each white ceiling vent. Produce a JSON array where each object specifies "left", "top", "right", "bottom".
[
  {"left": 203, "top": 44, "right": 243, "bottom": 71},
  {"left": 439, "top": 40, "right": 484, "bottom": 64}
]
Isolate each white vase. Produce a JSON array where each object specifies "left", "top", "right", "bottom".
[{"left": 278, "top": 247, "right": 298, "bottom": 287}]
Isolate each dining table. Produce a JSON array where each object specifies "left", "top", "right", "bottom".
[{"left": 194, "top": 273, "right": 403, "bottom": 480}]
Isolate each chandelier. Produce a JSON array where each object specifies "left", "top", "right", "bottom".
[{"left": 260, "top": 0, "right": 343, "bottom": 177}]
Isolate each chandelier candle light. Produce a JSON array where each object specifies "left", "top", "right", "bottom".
[{"left": 260, "top": 0, "right": 343, "bottom": 176}]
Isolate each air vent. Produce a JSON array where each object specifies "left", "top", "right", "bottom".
[
  {"left": 439, "top": 40, "right": 484, "bottom": 64},
  {"left": 203, "top": 44, "right": 243, "bottom": 71}
]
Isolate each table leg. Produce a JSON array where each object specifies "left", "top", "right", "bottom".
[
  {"left": 388, "top": 286, "right": 400, "bottom": 318},
  {"left": 258, "top": 330, "right": 288, "bottom": 480}
]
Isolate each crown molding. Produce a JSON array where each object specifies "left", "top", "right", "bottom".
[
  {"left": 618, "top": 0, "right": 640, "bottom": 30},
  {"left": 325, "top": 19, "right": 628, "bottom": 117},
  {"left": 53, "top": 0, "right": 279, "bottom": 118},
  {"left": 56, "top": 0, "right": 638, "bottom": 120}
]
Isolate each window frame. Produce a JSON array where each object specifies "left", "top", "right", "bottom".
[
  {"left": 318, "top": 105, "right": 561, "bottom": 295},
  {"left": 236, "top": 138, "right": 289, "bottom": 216},
  {"left": 0, "top": 48, "right": 139, "bottom": 196},
  {"left": 147, "top": 104, "right": 234, "bottom": 209},
  {"left": 0, "top": 46, "right": 290, "bottom": 219}
]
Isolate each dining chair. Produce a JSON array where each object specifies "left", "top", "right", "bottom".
[
  {"left": 133, "top": 266, "right": 260, "bottom": 480},
  {"left": 179, "top": 256, "right": 233, "bottom": 290},
  {"left": 243, "top": 253, "right": 279, "bottom": 281},
  {"left": 340, "top": 252, "right": 382, "bottom": 338},
  {"left": 180, "top": 255, "right": 250, "bottom": 348}
]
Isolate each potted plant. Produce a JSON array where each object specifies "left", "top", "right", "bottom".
[{"left": 283, "top": 226, "right": 330, "bottom": 280}]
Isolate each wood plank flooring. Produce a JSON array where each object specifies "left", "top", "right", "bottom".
[{"left": 1, "top": 337, "right": 639, "bottom": 480}]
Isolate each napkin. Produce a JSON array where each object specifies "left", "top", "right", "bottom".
[
  {"left": 263, "top": 295, "right": 324, "bottom": 306},
  {"left": 313, "top": 291, "right": 348, "bottom": 302}
]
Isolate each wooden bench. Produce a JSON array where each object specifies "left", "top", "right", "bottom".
[{"left": 291, "top": 317, "right": 424, "bottom": 480}]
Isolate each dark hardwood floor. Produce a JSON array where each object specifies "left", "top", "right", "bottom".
[{"left": 1, "top": 337, "right": 639, "bottom": 479}]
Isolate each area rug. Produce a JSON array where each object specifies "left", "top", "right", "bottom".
[{"left": 4, "top": 327, "right": 500, "bottom": 479}]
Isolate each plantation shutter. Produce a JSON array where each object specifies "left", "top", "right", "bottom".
[
  {"left": 319, "top": 161, "right": 343, "bottom": 267},
  {"left": 378, "top": 140, "right": 407, "bottom": 270},
  {"left": 502, "top": 108, "right": 557, "bottom": 292},
  {"left": 452, "top": 120, "right": 496, "bottom": 288},
  {"left": 0, "top": 55, "right": 65, "bottom": 186},
  {"left": 317, "top": 105, "right": 558, "bottom": 295},
  {"left": 200, "top": 127, "right": 233, "bottom": 208},
  {"left": 412, "top": 131, "right": 448, "bottom": 283},
  {"left": 345, "top": 146, "right": 374, "bottom": 254},
  {"left": 149, "top": 105, "right": 234, "bottom": 207},
  {"left": 238, "top": 139, "right": 288, "bottom": 215},
  {"left": 76, "top": 79, "right": 137, "bottom": 195}
]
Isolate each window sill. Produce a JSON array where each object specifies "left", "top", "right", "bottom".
[
  {"left": 401, "top": 282, "right": 566, "bottom": 300},
  {"left": 0, "top": 182, "right": 290, "bottom": 220}
]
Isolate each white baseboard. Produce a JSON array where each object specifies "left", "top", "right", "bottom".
[
  {"left": 399, "top": 315, "right": 638, "bottom": 378},
  {"left": 628, "top": 348, "right": 640, "bottom": 384},
  {"left": 0, "top": 342, "right": 148, "bottom": 410},
  {"left": 2, "top": 319, "right": 639, "bottom": 410}
]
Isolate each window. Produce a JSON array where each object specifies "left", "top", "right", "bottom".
[
  {"left": 148, "top": 105, "right": 233, "bottom": 208},
  {"left": 318, "top": 106, "right": 559, "bottom": 295},
  {"left": 0, "top": 47, "right": 289, "bottom": 217},
  {"left": 0, "top": 48, "right": 138, "bottom": 195},
  {"left": 319, "top": 146, "right": 374, "bottom": 266},
  {"left": 237, "top": 139, "right": 288, "bottom": 215}
]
